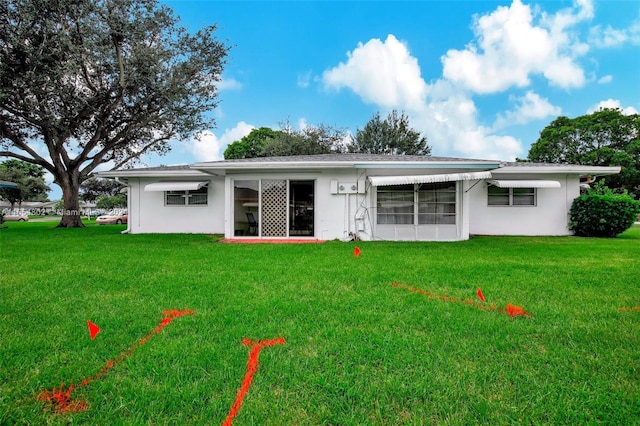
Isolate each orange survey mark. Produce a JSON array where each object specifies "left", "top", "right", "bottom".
[
  {"left": 37, "top": 309, "right": 194, "bottom": 413},
  {"left": 87, "top": 320, "right": 101, "bottom": 340},
  {"left": 222, "top": 337, "right": 286, "bottom": 426},
  {"left": 391, "top": 282, "right": 530, "bottom": 318},
  {"left": 619, "top": 306, "right": 640, "bottom": 312}
]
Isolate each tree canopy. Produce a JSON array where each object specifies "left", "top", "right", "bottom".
[
  {"left": 350, "top": 110, "right": 431, "bottom": 156},
  {"left": 525, "top": 108, "right": 640, "bottom": 195},
  {"left": 0, "top": 0, "right": 230, "bottom": 226},
  {"left": 80, "top": 177, "right": 125, "bottom": 203},
  {"left": 95, "top": 194, "right": 126, "bottom": 210},
  {"left": 261, "top": 124, "right": 348, "bottom": 157},
  {"left": 0, "top": 159, "right": 50, "bottom": 207},
  {"left": 224, "top": 123, "right": 348, "bottom": 159},
  {"left": 223, "top": 127, "right": 283, "bottom": 159}
]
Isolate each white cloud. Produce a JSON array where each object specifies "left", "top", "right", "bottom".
[
  {"left": 217, "top": 77, "right": 242, "bottom": 91},
  {"left": 322, "top": 34, "right": 427, "bottom": 110},
  {"left": 297, "top": 117, "right": 308, "bottom": 130},
  {"left": 297, "top": 71, "right": 312, "bottom": 88},
  {"left": 589, "top": 25, "right": 628, "bottom": 47},
  {"left": 319, "top": 0, "right": 628, "bottom": 162},
  {"left": 441, "top": 0, "right": 590, "bottom": 93},
  {"left": 597, "top": 74, "right": 613, "bottom": 84},
  {"left": 410, "top": 95, "right": 524, "bottom": 161},
  {"left": 321, "top": 32, "right": 529, "bottom": 160},
  {"left": 589, "top": 19, "right": 640, "bottom": 48},
  {"left": 189, "top": 121, "right": 254, "bottom": 161},
  {"left": 587, "top": 99, "right": 639, "bottom": 116},
  {"left": 493, "top": 91, "right": 562, "bottom": 130}
]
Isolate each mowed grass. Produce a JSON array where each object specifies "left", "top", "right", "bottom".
[{"left": 1, "top": 222, "right": 639, "bottom": 425}]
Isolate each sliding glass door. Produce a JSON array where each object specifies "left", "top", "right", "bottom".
[
  {"left": 233, "top": 179, "right": 314, "bottom": 237},
  {"left": 289, "top": 180, "right": 314, "bottom": 236}
]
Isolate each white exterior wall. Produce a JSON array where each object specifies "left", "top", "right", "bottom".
[
  {"left": 223, "top": 170, "right": 367, "bottom": 241},
  {"left": 121, "top": 169, "right": 584, "bottom": 240},
  {"left": 126, "top": 177, "right": 225, "bottom": 234},
  {"left": 221, "top": 168, "right": 474, "bottom": 242},
  {"left": 357, "top": 168, "right": 477, "bottom": 242},
  {"left": 317, "top": 170, "right": 368, "bottom": 241},
  {"left": 469, "top": 173, "right": 580, "bottom": 236}
]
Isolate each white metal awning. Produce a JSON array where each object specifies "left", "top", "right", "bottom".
[
  {"left": 0, "top": 180, "right": 18, "bottom": 188},
  {"left": 368, "top": 171, "right": 492, "bottom": 187},
  {"left": 144, "top": 181, "right": 208, "bottom": 191},
  {"left": 487, "top": 179, "right": 561, "bottom": 188}
]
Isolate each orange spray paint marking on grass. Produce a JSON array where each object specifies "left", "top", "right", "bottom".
[
  {"left": 87, "top": 320, "right": 101, "bottom": 340},
  {"left": 37, "top": 309, "right": 194, "bottom": 413},
  {"left": 391, "top": 282, "right": 530, "bottom": 318},
  {"left": 619, "top": 306, "right": 640, "bottom": 312},
  {"left": 505, "top": 303, "right": 528, "bottom": 318},
  {"left": 222, "top": 337, "right": 286, "bottom": 426}
]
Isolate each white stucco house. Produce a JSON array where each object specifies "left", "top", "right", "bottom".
[{"left": 97, "top": 154, "right": 620, "bottom": 241}]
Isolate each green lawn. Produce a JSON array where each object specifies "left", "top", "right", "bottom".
[{"left": 1, "top": 222, "right": 639, "bottom": 425}]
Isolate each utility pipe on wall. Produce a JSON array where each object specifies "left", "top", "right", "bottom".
[{"left": 115, "top": 177, "right": 131, "bottom": 234}]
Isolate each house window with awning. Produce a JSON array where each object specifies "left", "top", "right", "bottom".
[
  {"left": 166, "top": 186, "right": 208, "bottom": 206},
  {"left": 487, "top": 186, "right": 535, "bottom": 206},
  {"left": 143, "top": 181, "right": 209, "bottom": 206},
  {"left": 377, "top": 182, "right": 456, "bottom": 225}
]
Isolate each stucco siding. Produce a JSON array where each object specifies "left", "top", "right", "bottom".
[
  {"left": 469, "top": 174, "right": 579, "bottom": 236},
  {"left": 126, "top": 177, "right": 225, "bottom": 234},
  {"left": 223, "top": 170, "right": 367, "bottom": 241}
]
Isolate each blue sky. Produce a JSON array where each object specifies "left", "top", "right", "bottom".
[{"left": 52, "top": 0, "right": 640, "bottom": 198}]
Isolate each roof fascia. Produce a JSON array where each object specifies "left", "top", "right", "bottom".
[
  {"left": 192, "top": 161, "right": 355, "bottom": 171},
  {"left": 495, "top": 165, "right": 621, "bottom": 175},
  {"left": 354, "top": 162, "right": 501, "bottom": 169},
  {"left": 97, "top": 169, "right": 209, "bottom": 178},
  {"left": 192, "top": 160, "right": 502, "bottom": 172}
]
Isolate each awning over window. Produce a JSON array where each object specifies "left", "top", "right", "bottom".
[
  {"left": 487, "top": 180, "right": 561, "bottom": 188},
  {"left": 368, "top": 171, "right": 492, "bottom": 187},
  {"left": 0, "top": 180, "right": 18, "bottom": 188},
  {"left": 144, "top": 181, "right": 208, "bottom": 191}
]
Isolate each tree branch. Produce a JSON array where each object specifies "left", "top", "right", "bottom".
[
  {"left": 0, "top": 150, "right": 44, "bottom": 164},
  {"left": 111, "top": 136, "right": 172, "bottom": 170},
  {"left": 0, "top": 126, "right": 55, "bottom": 174}
]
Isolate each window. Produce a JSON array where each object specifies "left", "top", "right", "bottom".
[
  {"left": 418, "top": 182, "right": 456, "bottom": 224},
  {"left": 165, "top": 186, "right": 208, "bottom": 206},
  {"left": 488, "top": 185, "right": 535, "bottom": 206},
  {"left": 377, "top": 182, "right": 456, "bottom": 225},
  {"left": 377, "top": 185, "right": 415, "bottom": 224}
]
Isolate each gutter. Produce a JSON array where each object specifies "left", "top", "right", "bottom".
[{"left": 115, "top": 177, "right": 131, "bottom": 234}]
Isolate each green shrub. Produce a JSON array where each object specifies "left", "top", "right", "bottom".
[{"left": 569, "top": 182, "right": 639, "bottom": 237}]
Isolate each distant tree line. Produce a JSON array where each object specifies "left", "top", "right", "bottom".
[
  {"left": 0, "top": 160, "right": 50, "bottom": 208},
  {"left": 80, "top": 177, "right": 127, "bottom": 209},
  {"left": 223, "top": 110, "right": 432, "bottom": 159},
  {"left": 0, "top": 161, "right": 127, "bottom": 209}
]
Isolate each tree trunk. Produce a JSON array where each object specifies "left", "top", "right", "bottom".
[{"left": 57, "top": 177, "right": 85, "bottom": 228}]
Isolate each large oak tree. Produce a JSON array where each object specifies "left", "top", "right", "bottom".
[{"left": 0, "top": 0, "right": 230, "bottom": 226}]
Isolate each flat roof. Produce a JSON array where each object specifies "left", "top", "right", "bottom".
[{"left": 97, "top": 154, "right": 621, "bottom": 178}]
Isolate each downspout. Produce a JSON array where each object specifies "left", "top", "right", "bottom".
[
  {"left": 115, "top": 177, "right": 131, "bottom": 234},
  {"left": 342, "top": 192, "right": 351, "bottom": 241}
]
